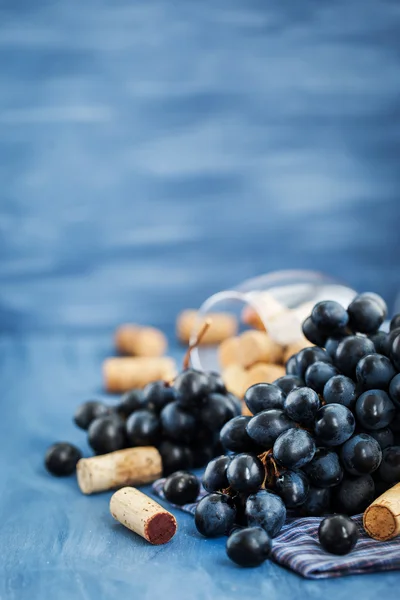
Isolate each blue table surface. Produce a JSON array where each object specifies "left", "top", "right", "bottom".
[{"left": 1, "top": 0, "right": 400, "bottom": 598}]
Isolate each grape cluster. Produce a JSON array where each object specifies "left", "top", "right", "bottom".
[
  {"left": 46, "top": 369, "right": 241, "bottom": 477},
  {"left": 196, "top": 293, "right": 400, "bottom": 566}
]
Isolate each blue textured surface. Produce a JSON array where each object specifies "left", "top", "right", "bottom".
[{"left": 1, "top": 0, "right": 400, "bottom": 598}]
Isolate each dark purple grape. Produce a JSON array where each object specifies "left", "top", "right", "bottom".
[
  {"left": 206, "top": 371, "right": 227, "bottom": 394},
  {"left": 45, "top": 442, "right": 82, "bottom": 476},
  {"left": 303, "top": 448, "right": 343, "bottom": 488},
  {"left": 347, "top": 293, "right": 386, "bottom": 334},
  {"left": 88, "top": 416, "right": 126, "bottom": 454},
  {"left": 158, "top": 440, "right": 193, "bottom": 475},
  {"left": 311, "top": 300, "right": 349, "bottom": 335},
  {"left": 378, "top": 446, "right": 400, "bottom": 483},
  {"left": 355, "top": 390, "right": 396, "bottom": 431},
  {"left": 335, "top": 335, "right": 375, "bottom": 378},
  {"left": 226, "top": 453, "right": 264, "bottom": 493},
  {"left": 333, "top": 475, "right": 375, "bottom": 515},
  {"left": 275, "top": 470, "right": 309, "bottom": 508},
  {"left": 325, "top": 336, "right": 347, "bottom": 359},
  {"left": 246, "top": 409, "right": 294, "bottom": 448},
  {"left": 244, "top": 383, "right": 285, "bottom": 415},
  {"left": 163, "top": 471, "right": 199, "bottom": 505},
  {"left": 114, "top": 390, "right": 145, "bottom": 418},
  {"left": 245, "top": 490, "right": 286, "bottom": 538},
  {"left": 226, "top": 527, "right": 272, "bottom": 567},
  {"left": 300, "top": 487, "right": 331, "bottom": 516},
  {"left": 296, "top": 347, "right": 332, "bottom": 379},
  {"left": 199, "top": 393, "right": 238, "bottom": 431},
  {"left": 283, "top": 387, "right": 320, "bottom": 426},
  {"left": 285, "top": 355, "right": 298, "bottom": 376},
  {"left": 174, "top": 369, "right": 209, "bottom": 408},
  {"left": 323, "top": 375, "right": 357, "bottom": 409},
  {"left": 74, "top": 401, "right": 109, "bottom": 430},
  {"left": 314, "top": 404, "right": 355, "bottom": 446},
  {"left": 126, "top": 409, "right": 161, "bottom": 446},
  {"left": 340, "top": 434, "right": 382, "bottom": 476},
  {"left": 305, "top": 362, "right": 339, "bottom": 394},
  {"left": 195, "top": 493, "right": 236, "bottom": 537},
  {"left": 161, "top": 401, "right": 196, "bottom": 443},
  {"left": 273, "top": 428, "right": 315, "bottom": 469},
  {"left": 143, "top": 381, "right": 176, "bottom": 413},
  {"left": 318, "top": 515, "right": 358, "bottom": 555},
  {"left": 220, "top": 416, "right": 262, "bottom": 454},
  {"left": 202, "top": 455, "right": 231, "bottom": 492},
  {"left": 369, "top": 427, "right": 394, "bottom": 450},
  {"left": 273, "top": 375, "right": 304, "bottom": 396},
  {"left": 302, "top": 316, "right": 327, "bottom": 346},
  {"left": 369, "top": 331, "right": 390, "bottom": 357},
  {"left": 355, "top": 354, "right": 396, "bottom": 391}
]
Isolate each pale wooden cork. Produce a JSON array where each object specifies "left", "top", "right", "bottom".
[
  {"left": 115, "top": 325, "right": 167, "bottom": 357},
  {"left": 245, "top": 363, "right": 286, "bottom": 390},
  {"left": 103, "top": 356, "right": 176, "bottom": 393},
  {"left": 363, "top": 482, "right": 400, "bottom": 541},
  {"left": 77, "top": 447, "right": 163, "bottom": 495},
  {"left": 110, "top": 487, "right": 177, "bottom": 545},
  {"left": 218, "top": 336, "right": 241, "bottom": 368},
  {"left": 222, "top": 364, "right": 248, "bottom": 399},
  {"left": 238, "top": 330, "right": 284, "bottom": 368},
  {"left": 176, "top": 310, "right": 238, "bottom": 345}
]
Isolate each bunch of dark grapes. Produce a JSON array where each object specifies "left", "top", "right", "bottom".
[
  {"left": 196, "top": 293, "right": 400, "bottom": 567},
  {"left": 46, "top": 370, "right": 241, "bottom": 476}
]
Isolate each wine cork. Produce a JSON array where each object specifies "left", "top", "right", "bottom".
[
  {"left": 176, "top": 310, "right": 238, "bottom": 345},
  {"left": 363, "top": 483, "right": 400, "bottom": 541},
  {"left": 219, "top": 336, "right": 241, "bottom": 368},
  {"left": 115, "top": 325, "right": 167, "bottom": 357},
  {"left": 238, "top": 330, "right": 284, "bottom": 368},
  {"left": 245, "top": 363, "right": 286, "bottom": 389},
  {"left": 103, "top": 357, "right": 177, "bottom": 393},
  {"left": 222, "top": 364, "right": 248, "bottom": 399},
  {"left": 283, "top": 337, "right": 313, "bottom": 364},
  {"left": 110, "top": 487, "right": 177, "bottom": 545},
  {"left": 77, "top": 447, "right": 162, "bottom": 495}
]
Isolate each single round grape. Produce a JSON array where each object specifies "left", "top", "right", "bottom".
[
  {"left": 369, "top": 427, "right": 394, "bottom": 450},
  {"left": 296, "top": 347, "right": 332, "bottom": 379},
  {"left": 390, "top": 314, "right": 400, "bottom": 331},
  {"left": 244, "top": 383, "right": 285, "bottom": 415},
  {"left": 273, "top": 375, "right": 304, "bottom": 396},
  {"left": 226, "top": 453, "right": 265, "bottom": 493},
  {"left": 275, "top": 470, "right": 309, "bottom": 508},
  {"left": 378, "top": 446, "right": 400, "bottom": 483},
  {"left": 323, "top": 375, "right": 357, "bottom": 409},
  {"left": 355, "top": 354, "right": 396, "bottom": 391},
  {"left": 88, "top": 416, "right": 126, "bottom": 454},
  {"left": 303, "top": 448, "right": 343, "bottom": 488},
  {"left": 207, "top": 371, "right": 227, "bottom": 394},
  {"left": 314, "top": 404, "right": 355, "bottom": 446},
  {"left": 360, "top": 292, "right": 388, "bottom": 316},
  {"left": 226, "top": 527, "right": 272, "bottom": 567},
  {"left": 335, "top": 335, "right": 375, "bottom": 378},
  {"left": 199, "top": 393, "right": 238, "bottom": 432},
  {"left": 333, "top": 475, "right": 375, "bottom": 515},
  {"left": 318, "top": 515, "right": 358, "bottom": 555},
  {"left": 202, "top": 455, "right": 231, "bottom": 492},
  {"left": 126, "top": 409, "right": 161, "bottom": 446},
  {"left": 158, "top": 441, "right": 193, "bottom": 475},
  {"left": 305, "top": 362, "right": 339, "bottom": 395},
  {"left": 302, "top": 316, "right": 327, "bottom": 346},
  {"left": 74, "top": 400, "right": 109, "bottom": 430},
  {"left": 325, "top": 336, "right": 347, "bottom": 359},
  {"left": 340, "top": 434, "right": 382, "bottom": 476},
  {"left": 220, "top": 416, "right": 262, "bottom": 454},
  {"left": 347, "top": 293, "right": 386, "bottom": 334},
  {"left": 143, "top": 381, "right": 176, "bottom": 413},
  {"left": 300, "top": 487, "right": 331, "bottom": 516},
  {"left": 114, "top": 389, "right": 145, "bottom": 418},
  {"left": 311, "top": 300, "right": 349, "bottom": 334},
  {"left": 163, "top": 471, "right": 199, "bottom": 505},
  {"left": 389, "top": 373, "right": 400, "bottom": 408},
  {"left": 355, "top": 390, "right": 396, "bottom": 431},
  {"left": 195, "top": 493, "right": 236, "bottom": 537},
  {"left": 390, "top": 333, "right": 400, "bottom": 371},
  {"left": 160, "top": 401, "right": 196, "bottom": 443},
  {"left": 283, "top": 387, "right": 320, "bottom": 426},
  {"left": 174, "top": 369, "right": 210, "bottom": 408},
  {"left": 45, "top": 442, "right": 82, "bottom": 476},
  {"left": 369, "top": 331, "right": 389, "bottom": 357},
  {"left": 245, "top": 490, "right": 286, "bottom": 538},
  {"left": 273, "top": 428, "right": 316, "bottom": 470},
  {"left": 285, "top": 355, "right": 298, "bottom": 376},
  {"left": 246, "top": 409, "right": 294, "bottom": 448}
]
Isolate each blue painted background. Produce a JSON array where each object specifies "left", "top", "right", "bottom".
[{"left": 1, "top": 0, "right": 400, "bottom": 598}]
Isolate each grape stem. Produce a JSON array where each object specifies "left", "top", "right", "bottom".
[{"left": 182, "top": 319, "right": 212, "bottom": 370}]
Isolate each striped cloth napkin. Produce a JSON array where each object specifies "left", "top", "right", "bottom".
[{"left": 152, "top": 478, "right": 400, "bottom": 579}]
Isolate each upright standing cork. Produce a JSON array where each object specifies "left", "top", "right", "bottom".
[
  {"left": 363, "top": 482, "right": 400, "bottom": 541},
  {"left": 176, "top": 310, "right": 238, "bottom": 345},
  {"left": 115, "top": 325, "right": 167, "bottom": 357},
  {"left": 110, "top": 487, "right": 177, "bottom": 545},
  {"left": 103, "top": 356, "right": 176, "bottom": 392},
  {"left": 76, "top": 447, "right": 163, "bottom": 495}
]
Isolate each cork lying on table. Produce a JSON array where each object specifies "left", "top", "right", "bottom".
[
  {"left": 176, "top": 309, "right": 238, "bottom": 345},
  {"left": 103, "top": 356, "right": 176, "bottom": 392},
  {"left": 110, "top": 487, "right": 177, "bottom": 545},
  {"left": 76, "top": 447, "right": 163, "bottom": 495},
  {"left": 363, "top": 482, "right": 400, "bottom": 541},
  {"left": 115, "top": 324, "right": 167, "bottom": 357}
]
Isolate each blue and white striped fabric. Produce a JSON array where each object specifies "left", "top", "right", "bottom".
[{"left": 152, "top": 478, "right": 400, "bottom": 579}]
